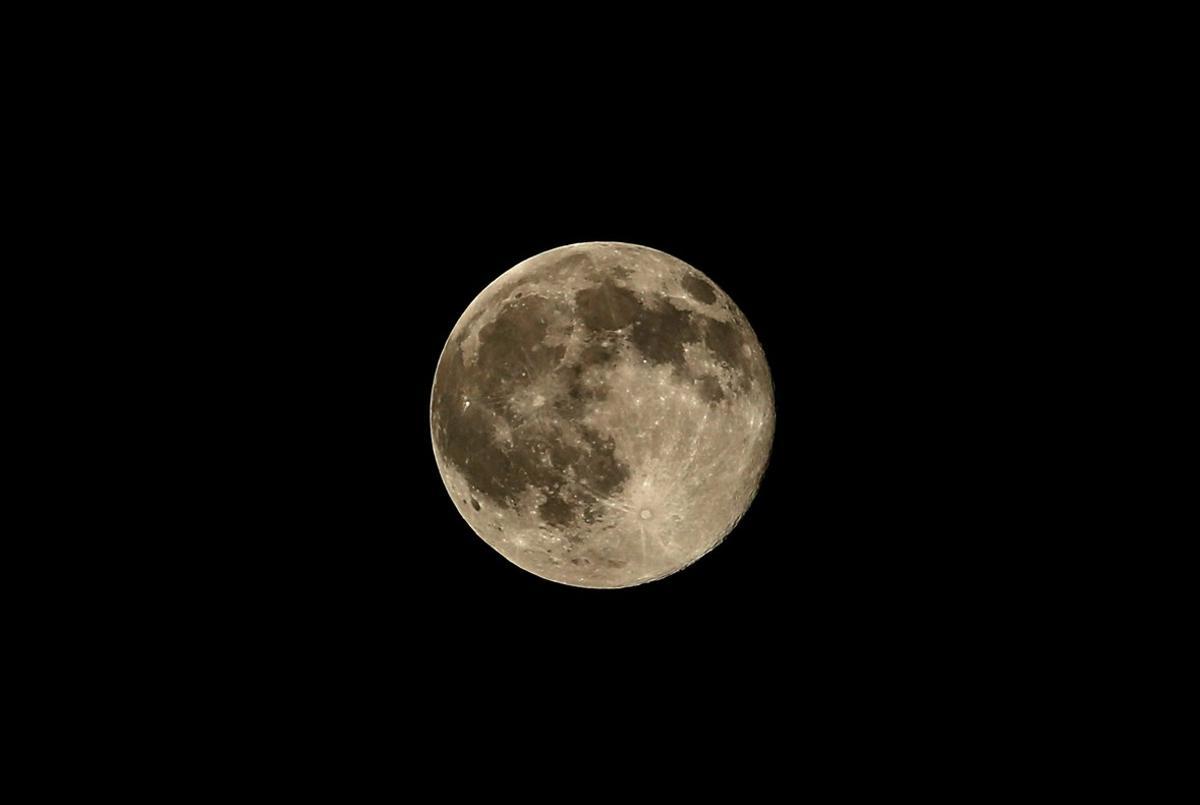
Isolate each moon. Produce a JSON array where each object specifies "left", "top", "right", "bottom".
[{"left": 430, "top": 242, "right": 774, "bottom": 588}]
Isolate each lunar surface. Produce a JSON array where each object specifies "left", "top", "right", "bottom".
[{"left": 430, "top": 242, "right": 774, "bottom": 588}]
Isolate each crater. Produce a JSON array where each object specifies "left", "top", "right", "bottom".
[{"left": 681, "top": 273, "right": 717, "bottom": 304}]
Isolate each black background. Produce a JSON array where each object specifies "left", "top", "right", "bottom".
[
  {"left": 175, "top": 80, "right": 1022, "bottom": 721},
  {"left": 244, "top": 152, "right": 976, "bottom": 679},
  {"left": 58, "top": 18, "right": 1095, "bottom": 779}
]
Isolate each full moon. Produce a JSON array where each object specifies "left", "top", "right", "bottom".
[{"left": 430, "top": 242, "right": 774, "bottom": 588}]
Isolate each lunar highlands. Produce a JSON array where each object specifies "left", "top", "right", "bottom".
[{"left": 431, "top": 243, "right": 774, "bottom": 588}]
